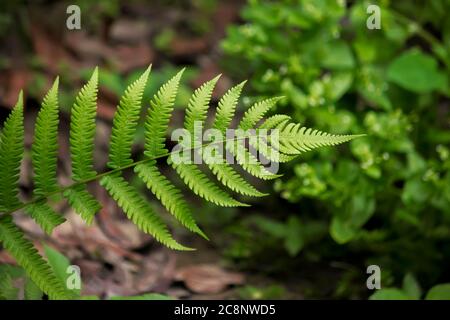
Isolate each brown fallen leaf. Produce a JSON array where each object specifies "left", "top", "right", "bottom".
[
  {"left": 0, "top": 69, "right": 31, "bottom": 108},
  {"left": 112, "top": 42, "right": 155, "bottom": 74},
  {"left": 130, "top": 249, "right": 176, "bottom": 293},
  {"left": 170, "top": 37, "right": 209, "bottom": 57},
  {"left": 96, "top": 186, "right": 153, "bottom": 250},
  {"left": 175, "top": 264, "right": 245, "bottom": 294},
  {"left": 29, "top": 22, "right": 78, "bottom": 73},
  {"left": 0, "top": 250, "right": 16, "bottom": 265},
  {"left": 192, "top": 58, "right": 231, "bottom": 99}
]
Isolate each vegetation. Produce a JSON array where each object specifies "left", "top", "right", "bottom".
[
  {"left": 0, "top": 66, "right": 358, "bottom": 299},
  {"left": 221, "top": 0, "right": 450, "bottom": 297},
  {"left": 0, "top": 0, "right": 449, "bottom": 301}
]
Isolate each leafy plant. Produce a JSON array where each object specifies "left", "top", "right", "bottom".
[
  {"left": 370, "top": 273, "right": 450, "bottom": 300},
  {"left": 0, "top": 66, "right": 359, "bottom": 299},
  {"left": 0, "top": 245, "right": 173, "bottom": 300},
  {"left": 221, "top": 0, "right": 450, "bottom": 295}
]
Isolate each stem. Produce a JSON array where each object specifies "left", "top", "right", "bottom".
[
  {"left": 390, "top": 9, "right": 450, "bottom": 70},
  {"left": 0, "top": 136, "right": 250, "bottom": 218}
]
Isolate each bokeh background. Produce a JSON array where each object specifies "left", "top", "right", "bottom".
[{"left": 0, "top": 0, "right": 449, "bottom": 299}]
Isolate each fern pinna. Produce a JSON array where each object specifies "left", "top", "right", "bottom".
[{"left": 0, "top": 66, "right": 362, "bottom": 299}]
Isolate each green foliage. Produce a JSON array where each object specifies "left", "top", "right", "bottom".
[
  {"left": 0, "top": 216, "right": 73, "bottom": 300},
  {"left": 108, "top": 66, "right": 152, "bottom": 169},
  {"left": 387, "top": 49, "right": 448, "bottom": 93},
  {"left": 0, "top": 92, "right": 24, "bottom": 212},
  {"left": 32, "top": 78, "right": 60, "bottom": 196},
  {"left": 425, "top": 284, "right": 450, "bottom": 300},
  {"left": 238, "top": 284, "right": 286, "bottom": 300},
  {"left": 44, "top": 245, "right": 81, "bottom": 297},
  {"left": 0, "top": 246, "right": 174, "bottom": 300},
  {"left": 221, "top": 0, "right": 450, "bottom": 295},
  {"left": 0, "top": 264, "right": 43, "bottom": 300},
  {"left": 370, "top": 273, "right": 450, "bottom": 300},
  {"left": 0, "top": 66, "right": 357, "bottom": 299}
]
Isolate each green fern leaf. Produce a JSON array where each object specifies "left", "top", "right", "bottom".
[
  {"left": 63, "top": 185, "right": 101, "bottom": 225},
  {"left": 108, "top": 65, "right": 151, "bottom": 169},
  {"left": 0, "top": 216, "right": 73, "bottom": 300},
  {"left": 70, "top": 68, "right": 99, "bottom": 181},
  {"left": 138, "top": 70, "right": 208, "bottom": 238},
  {"left": 238, "top": 97, "right": 283, "bottom": 130},
  {"left": 184, "top": 75, "right": 220, "bottom": 140},
  {"left": 100, "top": 173, "right": 192, "bottom": 251},
  {"left": 212, "top": 81, "right": 246, "bottom": 132},
  {"left": 25, "top": 201, "right": 65, "bottom": 235},
  {"left": 203, "top": 81, "right": 267, "bottom": 197},
  {"left": 172, "top": 75, "right": 246, "bottom": 206},
  {"left": 135, "top": 161, "right": 207, "bottom": 239},
  {"left": 227, "top": 139, "right": 282, "bottom": 180},
  {"left": 0, "top": 92, "right": 24, "bottom": 212},
  {"left": 0, "top": 274, "right": 18, "bottom": 299},
  {"left": 32, "top": 78, "right": 60, "bottom": 196},
  {"left": 27, "top": 79, "right": 66, "bottom": 234},
  {"left": 144, "top": 69, "right": 184, "bottom": 157},
  {"left": 219, "top": 97, "right": 283, "bottom": 181},
  {"left": 260, "top": 114, "right": 291, "bottom": 130},
  {"left": 169, "top": 159, "right": 247, "bottom": 207},
  {"left": 279, "top": 123, "right": 363, "bottom": 155},
  {"left": 24, "top": 277, "right": 43, "bottom": 300},
  {"left": 67, "top": 68, "right": 102, "bottom": 222},
  {"left": 0, "top": 68, "right": 364, "bottom": 302},
  {"left": 206, "top": 161, "right": 267, "bottom": 197}
]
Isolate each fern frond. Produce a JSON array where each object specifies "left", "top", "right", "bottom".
[
  {"left": 144, "top": 69, "right": 184, "bottom": 158},
  {"left": 203, "top": 81, "right": 267, "bottom": 196},
  {"left": 70, "top": 68, "right": 99, "bottom": 181},
  {"left": 0, "top": 274, "right": 18, "bottom": 299},
  {"left": 32, "top": 78, "right": 60, "bottom": 196},
  {"left": 0, "top": 216, "right": 73, "bottom": 300},
  {"left": 184, "top": 75, "right": 220, "bottom": 138},
  {"left": 207, "top": 162, "right": 267, "bottom": 197},
  {"left": 63, "top": 185, "right": 101, "bottom": 225},
  {"left": 212, "top": 81, "right": 246, "bottom": 132},
  {"left": 135, "top": 161, "right": 207, "bottom": 239},
  {"left": 238, "top": 97, "right": 283, "bottom": 130},
  {"left": 66, "top": 69, "right": 102, "bottom": 223},
  {"left": 138, "top": 71, "right": 209, "bottom": 238},
  {"left": 260, "top": 114, "right": 291, "bottom": 130},
  {"left": 24, "top": 277, "right": 43, "bottom": 300},
  {"left": 100, "top": 173, "right": 192, "bottom": 251},
  {"left": 0, "top": 68, "right": 363, "bottom": 302},
  {"left": 247, "top": 135, "right": 296, "bottom": 164},
  {"left": 0, "top": 92, "right": 24, "bottom": 212},
  {"left": 108, "top": 65, "right": 151, "bottom": 169},
  {"left": 211, "top": 97, "right": 284, "bottom": 181},
  {"left": 170, "top": 159, "right": 248, "bottom": 207},
  {"left": 171, "top": 74, "right": 247, "bottom": 206},
  {"left": 227, "top": 139, "right": 282, "bottom": 180},
  {"left": 24, "top": 201, "right": 65, "bottom": 235},
  {"left": 278, "top": 123, "right": 363, "bottom": 155}
]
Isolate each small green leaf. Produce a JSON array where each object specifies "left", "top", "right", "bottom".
[
  {"left": 44, "top": 245, "right": 81, "bottom": 297},
  {"left": 387, "top": 49, "right": 447, "bottom": 93},
  {"left": 369, "top": 288, "right": 411, "bottom": 300},
  {"left": 110, "top": 293, "right": 174, "bottom": 300},
  {"left": 284, "top": 216, "right": 304, "bottom": 256},
  {"left": 402, "top": 273, "right": 421, "bottom": 300},
  {"left": 425, "top": 283, "right": 450, "bottom": 300}
]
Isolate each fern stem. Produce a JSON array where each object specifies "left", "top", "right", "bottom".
[{"left": 0, "top": 136, "right": 251, "bottom": 218}]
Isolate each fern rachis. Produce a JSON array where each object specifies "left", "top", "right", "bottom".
[{"left": 0, "top": 66, "right": 362, "bottom": 299}]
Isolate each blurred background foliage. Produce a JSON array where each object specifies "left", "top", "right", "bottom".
[
  {"left": 0, "top": 0, "right": 449, "bottom": 299},
  {"left": 220, "top": 0, "right": 450, "bottom": 298}
]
